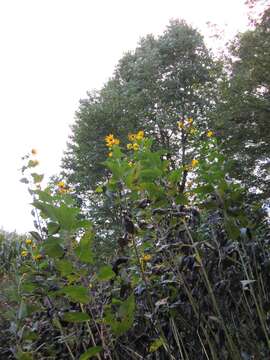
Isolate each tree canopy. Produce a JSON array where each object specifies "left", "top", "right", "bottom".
[
  {"left": 62, "top": 19, "right": 220, "bottom": 194},
  {"left": 215, "top": 4, "right": 270, "bottom": 203}
]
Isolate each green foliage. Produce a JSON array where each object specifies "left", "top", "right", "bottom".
[
  {"left": 1, "top": 10, "right": 270, "bottom": 359},
  {"left": 214, "top": 4, "right": 270, "bottom": 203},
  {"left": 2, "top": 129, "right": 270, "bottom": 359},
  {"left": 61, "top": 20, "right": 221, "bottom": 264}
]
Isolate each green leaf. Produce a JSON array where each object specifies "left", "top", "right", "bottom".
[
  {"left": 61, "top": 285, "right": 90, "bottom": 304},
  {"left": 47, "top": 222, "right": 61, "bottom": 235},
  {"left": 43, "top": 237, "right": 64, "bottom": 258},
  {"left": 95, "top": 186, "right": 103, "bottom": 193},
  {"left": 75, "top": 229, "right": 94, "bottom": 264},
  {"left": 31, "top": 173, "right": 44, "bottom": 184},
  {"left": 168, "top": 169, "right": 182, "bottom": 184},
  {"left": 33, "top": 201, "right": 80, "bottom": 231},
  {"left": 139, "top": 168, "right": 162, "bottom": 182},
  {"left": 21, "top": 282, "right": 38, "bottom": 294},
  {"left": 29, "top": 231, "right": 43, "bottom": 242},
  {"left": 55, "top": 259, "right": 74, "bottom": 276},
  {"left": 79, "top": 346, "right": 102, "bottom": 360},
  {"left": 225, "top": 217, "right": 240, "bottom": 240},
  {"left": 97, "top": 265, "right": 115, "bottom": 281},
  {"left": 63, "top": 312, "right": 90, "bottom": 322},
  {"left": 104, "top": 295, "right": 135, "bottom": 336},
  {"left": 149, "top": 337, "right": 164, "bottom": 353}
]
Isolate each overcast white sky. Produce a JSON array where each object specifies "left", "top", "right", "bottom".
[{"left": 0, "top": 0, "right": 249, "bottom": 233}]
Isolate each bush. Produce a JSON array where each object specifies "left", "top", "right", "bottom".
[{"left": 1, "top": 124, "right": 270, "bottom": 359}]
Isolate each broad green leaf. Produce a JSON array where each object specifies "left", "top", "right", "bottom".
[
  {"left": 75, "top": 229, "right": 94, "bottom": 264},
  {"left": 43, "top": 237, "right": 64, "bottom": 258},
  {"left": 63, "top": 312, "right": 90, "bottom": 322},
  {"left": 97, "top": 265, "right": 115, "bottom": 281},
  {"left": 55, "top": 259, "right": 74, "bottom": 276},
  {"left": 79, "top": 346, "right": 102, "bottom": 360},
  {"left": 61, "top": 285, "right": 90, "bottom": 304},
  {"left": 33, "top": 201, "right": 80, "bottom": 231},
  {"left": 139, "top": 168, "right": 162, "bottom": 182},
  {"left": 47, "top": 222, "right": 60, "bottom": 235}
]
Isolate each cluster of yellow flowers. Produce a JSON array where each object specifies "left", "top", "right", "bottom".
[
  {"left": 177, "top": 118, "right": 214, "bottom": 139},
  {"left": 57, "top": 181, "right": 70, "bottom": 194},
  {"left": 105, "top": 134, "right": 120, "bottom": 148},
  {"left": 21, "top": 239, "right": 42, "bottom": 260},
  {"left": 21, "top": 250, "right": 42, "bottom": 261},
  {"left": 130, "top": 130, "right": 144, "bottom": 141},
  {"left": 126, "top": 130, "right": 144, "bottom": 151}
]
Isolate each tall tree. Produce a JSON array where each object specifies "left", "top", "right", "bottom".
[
  {"left": 61, "top": 20, "right": 220, "bottom": 256},
  {"left": 62, "top": 19, "right": 220, "bottom": 193},
  {"left": 214, "top": 3, "right": 270, "bottom": 203}
]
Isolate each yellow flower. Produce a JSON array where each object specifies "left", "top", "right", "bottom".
[
  {"left": 25, "top": 239, "right": 32, "bottom": 245},
  {"left": 191, "top": 159, "right": 199, "bottom": 167},
  {"left": 128, "top": 161, "right": 133, "bottom": 167},
  {"left": 127, "top": 143, "right": 133, "bottom": 150},
  {"left": 108, "top": 152, "right": 113, "bottom": 157},
  {"left": 57, "top": 181, "right": 65, "bottom": 188},
  {"left": 128, "top": 133, "right": 136, "bottom": 142},
  {"left": 207, "top": 130, "right": 214, "bottom": 138},
  {"left": 188, "top": 117, "right": 193, "bottom": 124},
  {"left": 142, "top": 254, "right": 152, "bottom": 262},
  {"left": 105, "top": 134, "right": 120, "bottom": 147},
  {"left": 136, "top": 130, "right": 144, "bottom": 140},
  {"left": 21, "top": 250, "right": 28, "bottom": 257},
  {"left": 105, "top": 134, "right": 114, "bottom": 142},
  {"left": 177, "top": 121, "right": 184, "bottom": 129},
  {"left": 31, "top": 148, "right": 37, "bottom": 155},
  {"left": 133, "top": 143, "right": 139, "bottom": 151},
  {"left": 33, "top": 254, "right": 42, "bottom": 261},
  {"left": 32, "top": 160, "right": 39, "bottom": 166}
]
